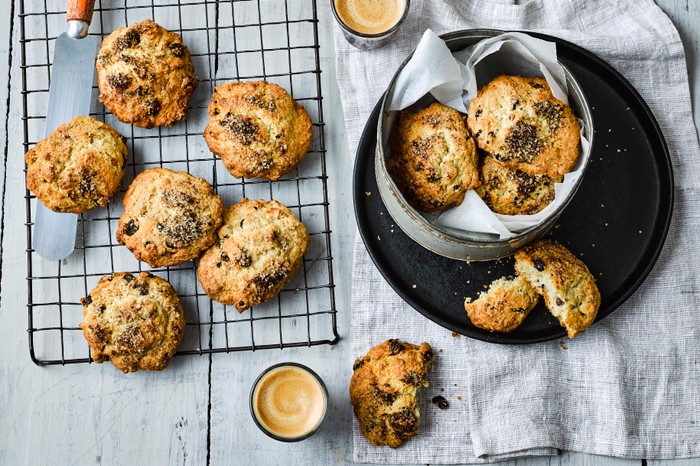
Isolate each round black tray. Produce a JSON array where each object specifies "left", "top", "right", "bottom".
[{"left": 353, "top": 33, "right": 674, "bottom": 344}]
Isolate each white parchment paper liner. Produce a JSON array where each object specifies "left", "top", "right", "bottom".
[{"left": 385, "top": 29, "right": 591, "bottom": 240}]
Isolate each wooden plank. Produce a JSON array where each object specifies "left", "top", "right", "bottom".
[
  {"left": 0, "top": 4, "right": 209, "bottom": 465},
  {"left": 205, "top": 1, "right": 363, "bottom": 464},
  {"left": 649, "top": 460, "right": 700, "bottom": 466}
]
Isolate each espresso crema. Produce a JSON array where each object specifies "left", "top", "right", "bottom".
[
  {"left": 252, "top": 365, "right": 327, "bottom": 439},
  {"left": 334, "top": 0, "right": 407, "bottom": 35}
]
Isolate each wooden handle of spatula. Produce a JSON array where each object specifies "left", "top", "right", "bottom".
[{"left": 67, "top": 0, "right": 96, "bottom": 24}]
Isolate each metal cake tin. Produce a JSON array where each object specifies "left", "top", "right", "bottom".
[{"left": 375, "top": 29, "right": 594, "bottom": 261}]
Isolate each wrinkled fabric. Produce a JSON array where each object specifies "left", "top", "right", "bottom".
[{"left": 336, "top": 0, "right": 700, "bottom": 463}]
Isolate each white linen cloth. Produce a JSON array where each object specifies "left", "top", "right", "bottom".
[{"left": 335, "top": 0, "right": 700, "bottom": 462}]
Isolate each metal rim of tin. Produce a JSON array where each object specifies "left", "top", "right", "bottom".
[
  {"left": 330, "top": 0, "right": 411, "bottom": 39},
  {"left": 375, "top": 28, "right": 595, "bottom": 261},
  {"left": 249, "top": 362, "right": 329, "bottom": 442}
]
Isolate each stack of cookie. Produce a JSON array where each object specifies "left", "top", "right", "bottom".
[
  {"left": 388, "top": 75, "right": 581, "bottom": 217},
  {"left": 24, "top": 19, "right": 315, "bottom": 372}
]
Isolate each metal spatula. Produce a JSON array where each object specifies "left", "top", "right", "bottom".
[{"left": 33, "top": 0, "right": 99, "bottom": 260}]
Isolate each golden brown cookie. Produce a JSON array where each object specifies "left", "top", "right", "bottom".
[
  {"left": 467, "top": 76, "right": 581, "bottom": 178},
  {"left": 388, "top": 102, "right": 479, "bottom": 213},
  {"left": 350, "top": 339, "right": 435, "bottom": 448},
  {"left": 197, "top": 198, "right": 309, "bottom": 311},
  {"left": 204, "top": 81, "right": 312, "bottom": 180},
  {"left": 24, "top": 116, "right": 127, "bottom": 214},
  {"left": 514, "top": 240, "right": 600, "bottom": 338},
  {"left": 116, "top": 168, "right": 223, "bottom": 267},
  {"left": 79, "top": 271, "right": 185, "bottom": 373},
  {"left": 464, "top": 275, "right": 540, "bottom": 332},
  {"left": 96, "top": 19, "right": 198, "bottom": 128},
  {"left": 475, "top": 155, "right": 563, "bottom": 215}
]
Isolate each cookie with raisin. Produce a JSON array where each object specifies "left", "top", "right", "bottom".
[
  {"left": 24, "top": 116, "right": 127, "bottom": 213},
  {"left": 467, "top": 75, "right": 580, "bottom": 178},
  {"left": 80, "top": 272, "right": 185, "bottom": 373},
  {"left": 475, "top": 155, "right": 562, "bottom": 215},
  {"left": 197, "top": 198, "right": 309, "bottom": 311},
  {"left": 204, "top": 81, "right": 312, "bottom": 180},
  {"left": 514, "top": 240, "right": 600, "bottom": 338},
  {"left": 350, "top": 339, "right": 435, "bottom": 448},
  {"left": 464, "top": 275, "right": 540, "bottom": 332},
  {"left": 96, "top": 19, "right": 198, "bottom": 128},
  {"left": 116, "top": 168, "right": 223, "bottom": 267},
  {"left": 388, "top": 102, "right": 479, "bottom": 213}
]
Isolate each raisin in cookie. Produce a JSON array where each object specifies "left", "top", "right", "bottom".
[
  {"left": 467, "top": 76, "right": 580, "bottom": 178},
  {"left": 25, "top": 116, "right": 127, "bottom": 214},
  {"left": 464, "top": 275, "right": 540, "bottom": 332},
  {"left": 96, "top": 19, "right": 198, "bottom": 128},
  {"left": 475, "top": 155, "right": 563, "bottom": 215},
  {"left": 350, "top": 339, "right": 435, "bottom": 448},
  {"left": 197, "top": 198, "right": 309, "bottom": 311},
  {"left": 204, "top": 81, "right": 312, "bottom": 180},
  {"left": 80, "top": 272, "right": 185, "bottom": 373},
  {"left": 388, "top": 102, "right": 479, "bottom": 213},
  {"left": 116, "top": 168, "right": 223, "bottom": 267},
  {"left": 514, "top": 240, "right": 600, "bottom": 338}
]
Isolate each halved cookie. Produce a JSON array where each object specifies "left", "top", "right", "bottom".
[
  {"left": 514, "top": 240, "right": 600, "bottom": 338},
  {"left": 464, "top": 275, "right": 540, "bottom": 332}
]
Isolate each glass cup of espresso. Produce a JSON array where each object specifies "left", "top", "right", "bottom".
[
  {"left": 250, "top": 363, "right": 329, "bottom": 442},
  {"left": 331, "top": 0, "right": 410, "bottom": 50}
]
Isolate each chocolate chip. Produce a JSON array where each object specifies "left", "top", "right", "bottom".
[
  {"left": 432, "top": 395, "right": 449, "bottom": 410},
  {"left": 81, "top": 295, "right": 92, "bottom": 305},
  {"left": 123, "top": 273, "right": 134, "bottom": 283},
  {"left": 239, "top": 219, "right": 244, "bottom": 228},
  {"left": 513, "top": 308, "right": 526, "bottom": 314},
  {"left": 533, "top": 259, "right": 545, "bottom": 271},
  {"left": 556, "top": 297, "right": 564, "bottom": 306},
  {"left": 124, "top": 219, "right": 139, "bottom": 236},
  {"left": 475, "top": 108, "right": 482, "bottom": 119},
  {"left": 352, "top": 359, "right": 365, "bottom": 371},
  {"left": 531, "top": 81, "right": 544, "bottom": 89}
]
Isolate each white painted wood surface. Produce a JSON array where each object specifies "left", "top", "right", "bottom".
[{"left": 0, "top": 1, "right": 697, "bottom": 465}]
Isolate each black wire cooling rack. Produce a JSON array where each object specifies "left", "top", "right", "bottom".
[{"left": 20, "top": 0, "right": 339, "bottom": 366}]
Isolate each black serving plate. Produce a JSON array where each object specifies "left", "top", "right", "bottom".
[{"left": 353, "top": 33, "right": 674, "bottom": 344}]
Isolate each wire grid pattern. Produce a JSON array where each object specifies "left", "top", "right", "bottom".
[{"left": 20, "top": 0, "right": 339, "bottom": 365}]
